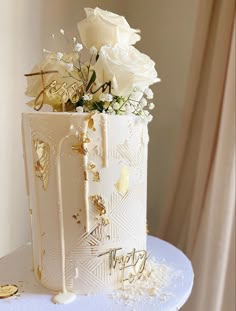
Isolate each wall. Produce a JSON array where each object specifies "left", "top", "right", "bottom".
[
  {"left": 0, "top": 0, "right": 43, "bottom": 257},
  {"left": 0, "top": 0, "right": 198, "bottom": 257}
]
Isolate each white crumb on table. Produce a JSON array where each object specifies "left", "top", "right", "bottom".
[{"left": 111, "top": 258, "right": 183, "bottom": 309}]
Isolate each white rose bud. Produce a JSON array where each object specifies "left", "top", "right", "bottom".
[
  {"left": 78, "top": 7, "right": 141, "bottom": 50},
  {"left": 95, "top": 45, "right": 160, "bottom": 97}
]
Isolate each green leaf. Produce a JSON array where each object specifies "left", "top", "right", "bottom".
[{"left": 86, "top": 70, "right": 96, "bottom": 92}]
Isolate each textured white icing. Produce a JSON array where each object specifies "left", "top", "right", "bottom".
[{"left": 22, "top": 112, "right": 149, "bottom": 295}]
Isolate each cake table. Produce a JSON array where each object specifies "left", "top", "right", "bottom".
[{"left": 0, "top": 236, "right": 194, "bottom": 311}]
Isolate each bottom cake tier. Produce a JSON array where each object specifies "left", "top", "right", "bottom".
[{"left": 22, "top": 112, "right": 149, "bottom": 295}]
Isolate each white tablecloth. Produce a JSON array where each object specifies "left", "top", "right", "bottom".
[{"left": 0, "top": 236, "right": 194, "bottom": 310}]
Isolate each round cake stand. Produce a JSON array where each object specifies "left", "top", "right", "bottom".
[{"left": 0, "top": 236, "right": 194, "bottom": 311}]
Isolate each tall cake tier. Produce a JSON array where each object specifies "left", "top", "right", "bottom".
[{"left": 22, "top": 112, "right": 149, "bottom": 295}]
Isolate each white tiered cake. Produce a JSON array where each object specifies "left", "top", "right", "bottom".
[{"left": 22, "top": 7, "right": 159, "bottom": 304}]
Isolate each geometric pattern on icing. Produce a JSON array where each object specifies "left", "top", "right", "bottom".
[
  {"left": 59, "top": 183, "right": 146, "bottom": 292},
  {"left": 22, "top": 113, "right": 148, "bottom": 294}
]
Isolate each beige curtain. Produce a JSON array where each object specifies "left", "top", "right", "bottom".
[{"left": 158, "top": 0, "right": 235, "bottom": 310}]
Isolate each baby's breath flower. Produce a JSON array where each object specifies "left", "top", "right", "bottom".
[
  {"left": 148, "top": 102, "right": 155, "bottom": 110},
  {"left": 76, "top": 106, "right": 84, "bottom": 113},
  {"left": 140, "top": 98, "right": 147, "bottom": 107},
  {"left": 90, "top": 46, "right": 98, "bottom": 55},
  {"left": 74, "top": 42, "right": 83, "bottom": 52},
  {"left": 112, "top": 102, "right": 120, "bottom": 110},
  {"left": 124, "top": 104, "right": 133, "bottom": 115},
  {"left": 100, "top": 93, "right": 113, "bottom": 102},
  {"left": 147, "top": 114, "right": 153, "bottom": 122},
  {"left": 144, "top": 88, "right": 154, "bottom": 99},
  {"left": 73, "top": 37, "right": 76, "bottom": 43},
  {"left": 82, "top": 94, "right": 93, "bottom": 101},
  {"left": 66, "top": 63, "right": 74, "bottom": 71},
  {"left": 107, "top": 106, "right": 114, "bottom": 113},
  {"left": 60, "top": 29, "right": 65, "bottom": 35},
  {"left": 56, "top": 52, "right": 63, "bottom": 61},
  {"left": 133, "top": 87, "right": 142, "bottom": 92}
]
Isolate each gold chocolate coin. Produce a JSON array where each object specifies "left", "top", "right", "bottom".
[{"left": 0, "top": 284, "right": 18, "bottom": 299}]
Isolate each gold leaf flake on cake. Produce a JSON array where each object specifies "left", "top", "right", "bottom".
[
  {"left": 72, "top": 133, "right": 90, "bottom": 155},
  {"left": 90, "top": 195, "right": 110, "bottom": 226},
  {"left": 88, "top": 162, "right": 101, "bottom": 182},
  {"left": 87, "top": 114, "right": 96, "bottom": 131},
  {"left": 34, "top": 138, "right": 50, "bottom": 190},
  {"left": 72, "top": 213, "right": 81, "bottom": 224},
  {"left": 115, "top": 166, "right": 129, "bottom": 195},
  {"left": 93, "top": 171, "right": 100, "bottom": 182},
  {"left": 36, "top": 266, "right": 42, "bottom": 281},
  {"left": 84, "top": 171, "right": 88, "bottom": 181},
  {"left": 88, "top": 117, "right": 94, "bottom": 129},
  {"left": 90, "top": 195, "right": 106, "bottom": 215},
  {"left": 88, "top": 162, "right": 96, "bottom": 170}
]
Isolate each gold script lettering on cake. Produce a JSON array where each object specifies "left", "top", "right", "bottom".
[{"left": 98, "top": 248, "right": 151, "bottom": 288}]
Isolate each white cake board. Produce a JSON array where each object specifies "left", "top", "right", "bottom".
[{"left": 0, "top": 236, "right": 194, "bottom": 311}]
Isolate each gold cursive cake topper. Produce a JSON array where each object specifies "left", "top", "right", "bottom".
[
  {"left": 25, "top": 70, "right": 82, "bottom": 111},
  {"left": 98, "top": 248, "right": 151, "bottom": 288}
]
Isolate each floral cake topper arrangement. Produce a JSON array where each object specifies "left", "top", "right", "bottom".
[{"left": 25, "top": 7, "right": 160, "bottom": 122}]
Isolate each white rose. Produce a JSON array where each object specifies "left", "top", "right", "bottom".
[
  {"left": 94, "top": 45, "right": 160, "bottom": 97},
  {"left": 77, "top": 7, "right": 140, "bottom": 50}
]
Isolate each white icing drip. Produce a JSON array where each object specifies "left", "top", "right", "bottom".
[
  {"left": 101, "top": 114, "right": 108, "bottom": 167},
  {"left": 29, "top": 126, "right": 43, "bottom": 276},
  {"left": 52, "top": 291, "right": 77, "bottom": 304},
  {"left": 56, "top": 135, "right": 69, "bottom": 293},
  {"left": 82, "top": 119, "right": 89, "bottom": 233}
]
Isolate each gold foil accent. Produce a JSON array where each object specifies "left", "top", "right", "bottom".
[
  {"left": 90, "top": 195, "right": 106, "bottom": 215},
  {"left": 84, "top": 171, "right": 88, "bottom": 181},
  {"left": 90, "top": 195, "right": 110, "bottom": 226},
  {"left": 115, "top": 166, "right": 129, "bottom": 195},
  {"left": 93, "top": 171, "right": 100, "bottom": 182},
  {"left": 34, "top": 138, "right": 50, "bottom": 190},
  {"left": 0, "top": 284, "right": 18, "bottom": 299},
  {"left": 72, "top": 133, "right": 90, "bottom": 155},
  {"left": 88, "top": 163, "right": 96, "bottom": 170},
  {"left": 36, "top": 266, "right": 42, "bottom": 281},
  {"left": 100, "top": 215, "right": 110, "bottom": 226},
  {"left": 88, "top": 162, "right": 100, "bottom": 182},
  {"left": 87, "top": 114, "right": 96, "bottom": 131},
  {"left": 88, "top": 118, "right": 94, "bottom": 129},
  {"left": 72, "top": 213, "right": 81, "bottom": 224}
]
